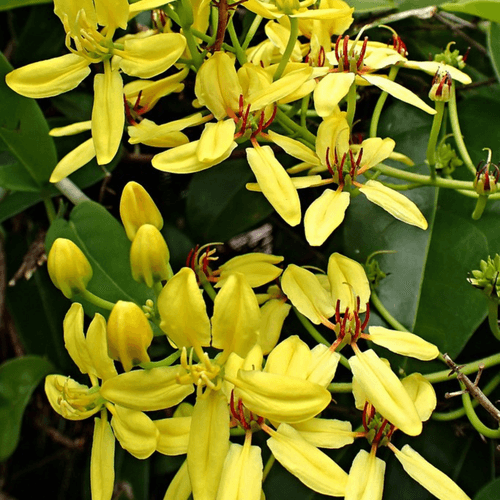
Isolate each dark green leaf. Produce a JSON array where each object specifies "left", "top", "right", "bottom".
[
  {"left": 115, "top": 449, "right": 150, "bottom": 500},
  {"left": 264, "top": 460, "right": 316, "bottom": 500},
  {"left": 487, "top": 22, "right": 500, "bottom": 84},
  {"left": 0, "top": 355, "right": 53, "bottom": 461},
  {"left": 45, "top": 201, "right": 154, "bottom": 318},
  {"left": 475, "top": 477, "right": 500, "bottom": 500},
  {"left": 0, "top": 52, "right": 57, "bottom": 191},
  {"left": 0, "top": 0, "right": 51, "bottom": 10},
  {"left": 441, "top": 0, "right": 500, "bottom": 23},
  {"left": 186, "top": 158, "right": 274, "bottom": 242}
]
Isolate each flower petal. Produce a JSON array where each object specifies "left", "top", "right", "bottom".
[
  {"left": 293, "top": 418, "right": 355, "bottom": 449},
  {"left": 345, "top": 449, "right": 385, "bottom": 500},
  {"left": 314, "top": 72, "right": 355, "bottom": 117},
  {"left": 91, "top": 416, "right": 115, "bottom": 500},
  {"left": 359, "top": 180, "right": 428, "bottom": 229},
  {"left": 50, "top": 138, "right": 96, "bottom": 183}
]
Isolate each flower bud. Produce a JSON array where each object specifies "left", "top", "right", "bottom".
[
  {"left": 107, "top": 301, "right": 153, "bottom": 371},
  {"left": 47, "top": 238, "right": 93, "bottom": 298},
  {"left": 468, "top": 254, "right": 500, "bottom": 301},
  {"left": 130, "top": 224, "right": 171, "bottom": 287},
  {"left": 120, "top": 181, "right": 163, "bottom": 241},
  {"left": 429, "top": 69, "right": 452, "bottom": 102},
  {"left": 474, "top": 163, "right": 499, "bottom": 195}
]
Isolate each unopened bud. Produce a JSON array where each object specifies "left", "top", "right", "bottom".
[
  {"left": 434, "top": 41, "right": 468, "bottom": 69},
  {"left": 47, "top": 238, "right": 93, "bottom": 298},
  {"left": 429, "top": 69, "right": 452, "bottom": 102},
  {"left": 474, "top": 162, "right": 499, "bottom": 195},
  {"left": 120, "top": 182, "right": 163, "bottom": 241},
  {"left": 107, "top": 301, "right": 153, "bottom": 371},
  {"left": 130, "top": 224, "right": 171, "bottom": 287}
]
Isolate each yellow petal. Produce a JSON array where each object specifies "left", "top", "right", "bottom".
[
  {"left": 359, "top": 180, "right": 428, "bottom": 230},
  {"left": 50, "top": 138, "right": 96, "bottom": 182},
  {"left": 345, "top": 449, "right": 385, "bottom": 500},
  {"left": 349, "top": 349, "right": 422, "bottom": 436},
  {"left": 100, "top": 366, "right": 194, "bottom": 411},
  {"left": 118, "top": 33, "right": 187, "bottom": 78},
  {"left": 258, "top": 299, "right": 292, "bottom": 355},
  {"left": 266, "top": 423, "right": 348, "bottom": 496},
  {"left": 6, "top": 54, "right": 90, "bottom": 98},
  {"left": 246, "top": 175, "right": 324, "bottom": 191},
  {"left": 357, "top": 137, "right": 395, "bottom": 172},
  {"left": 264, "top": 335, "right": 311, "bottom": 378},
  {"left": 246, "top": 145, "right": 301, "bottom": 227},
  {"left": 216, "top": 441, "right": 263, "bottom": 500},
  {"left": 158, "top": 267, "right": 211, "bottom": 350},
  {"left": 50, "top": 120, "right": 92, "bottom": 137},
  {"left": 314, "top": 72, "right": 355, "bottom": 117},
  {"left": 91, "top": 415, "right": 115, "bottom": 500},
  {"left": 212, "top": 273, "right": 260, "bottom": 358},
  {"left": 392, "top": 445, "right": 471, "bottom": 500},
  {"left": 307, "top": 343, "right": 340, "bottom": 387},
  {"left": 264, "top": 21, "right": 303, "bottom": 61},
  {"left": 54, "top": 0, "right": 97, "bottom": 35},
  {"left": 327, "top": 252, "right": 370, "bottom": 314},
  {"left": 404, "top": 60, "right": 472, "bottom": 85},
  {"left": 216, "top": 253, "right": 284, "bottom": 289},
  {"left": 281, "top": 264, "right": 335, "bottom": 324},
  {"left": 197, "top": 120, "right": 237, "bottom": 163},
  {"left": 155, "top": 416, "right": 191, "bottom": 455},
  {"left": 92, "top": 68, "right": 124, "bottom": 165},
  {"left": 268, "top": 130, "right": 320, "bottom": 165},
  {"left": 361, "top": 74, "right": 437, "bottom": 115},
  {"left": 111, "top": 405, "right": 159, "bottom": 459},
  {"left": 63, "top": 302, "right": 93, "bottom": 374},
  {"left": 188, "top": 391, "right": 230, "bottom": 500},
  {"left": 304, "top": 189, "right": 350, "bottom": 246},
  {"left": 163, "top": 460, "right": 192, "bottom": 500},
  {"left": 95, "top": 0, "right": 129, "bottom": 29},
  {"left": 293, "top": 418, "right": 355, "bottom": 449},
  {"left": 195, "top": 51, "right": 242, "bottom": 120},
  {"left": 368, "top": 326, "right": 439, "bottom": 361},
  {"left": 86, "top": 313, "right": 118, "bottom": 381},
  {"left": 231, "top": 370, "right": 331, "bottom": 423},
  {"left": 401, "top": 373, "right": 437, "bottom": 422},
  {"left": 316, "top": 111, "right": 350, "bottom": 166}
]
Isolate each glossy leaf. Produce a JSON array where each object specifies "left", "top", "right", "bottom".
[
  {"left": 441, "top": 1, "right": 500, "bottom": 23},
  {"left": 0, "top": 356, "right": 53, "bottom": 460},
  {"left": 186, "top": 158, "right": 274, "bottom": 242},
  {"left": 0, "top": 0, "right": 51, "bottom": 10},
  {"left": 475, "top": 477, "right": 500, "bottom": 500},
  {"left": 0, "top": 52, "right": 56, "bottom": 191},
  {"left": 45, "top": 201, "right": 154, "bottom": 318},
  {"left": 487, "top": 23, "right": 500, "bottom": 85}
]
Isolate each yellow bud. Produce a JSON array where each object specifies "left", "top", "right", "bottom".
[
  {"left": 130, "top": 224, "right": 170, "bottom": 287},
  {"left": 107, "top": 301, "right": 153, "bottom": 371},
  {"left": 47, "top": 238, "right": 93, "bottom": 299},
  {"left": 120, "top": 181, "right": 163, "bottom": 241}
]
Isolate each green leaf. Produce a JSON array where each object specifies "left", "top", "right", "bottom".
[
  {"left": 441, "top": 0, "right": 500, "bottom": 23},
  {"left": 264, "top": 460, "right": 316, "bottom": 500},
  {"left": 45, "top": 201, "right": 154, "bottom": 318},
  {"left": 186, "top": 158, "right": 274, "bottom": 242},
  {"left": 487, "top": 22, "right": 500, "bottom": 84},
  {"left": 343, "top": 101, "right": 496, "bottom": 361},
  {"left": 0, "top": 0, "right": 51, "bottom": 10},
  {"left": 0, "top": 52, "right": 57, "bottom": 191},
  {"left": 475, "top": 477, "right": 500, "bottom": 500},
  {"left": 116, "top": 449, "right": 150, "bottom": 500},
  {"left": 0, "top": 355, "right": 53, "bottom": 461}
]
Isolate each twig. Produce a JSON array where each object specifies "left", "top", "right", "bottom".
[{"left": 443, "top": 353, "right": 500, "bottom": 423}]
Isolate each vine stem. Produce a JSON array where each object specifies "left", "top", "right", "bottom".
[
  {"left": 227, "top": 16, "right": 247, "bottom": 64},
  {"left": 273, "top": 17, "right": 299, "bottom": 81},
  {"left": 370, "top": 289, "right": 409, "bottom": 332},
  {"left": 241, "top": 14, "right": 263, "bottom": 50},
  {"left": 461, "top": 387, "right": 500, "bottom": 438},
  {"left": 426, "top": 100, "right": 446, "bottom": 179},
  {"left": 80, "top": 289, "right": 115, "bottom": 311},
  {"left": 448, "top": 82, "right": 477, "bottom": 176},
  {"left": 42, "top": 195, "right": 56, "bottom": 223},
  {"left": 276, "top": 108, "right": 316, "bottom": 147},
  {"left": 55, "top": 178, "right": 91, "bottom": 205},
  {"left": 369, "top": 66, "right": 399, "bottom": 137},
  {"left": 262, "top": 454, "right": 276, "bottom": 482}
]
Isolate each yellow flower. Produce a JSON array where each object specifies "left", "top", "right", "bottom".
[
  {"left": 243, "top": 0, "right": 353, "bottom": 20},
  {"left": 345, "top": 449, "right": 385, "bottom": 500},
  {"left": 47, "top": 238, "right": 93, "bottom": 299}
]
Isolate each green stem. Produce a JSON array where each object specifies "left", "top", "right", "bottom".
[
  {"left": 424, "top": 351, "right": 500, "bottom": 384},
  {"left": 375, "top": 163, "right": 477, "bottom": 191},
  {"left": 227, "top": 16, "right": 247, "bottom": 64},
  {"left": 448, "top": 82, "right": 477, "bottom": 176},
  {"left": 55, "top": 178, "right": 91, "bottom": 205},
  {"left": 139, "top": 350, "right": 181, "bottom": 369},
  {"left": 198, "top": 273, "right": 216, "bottom": 301},
  {"left": 472, "top": 195, "right": 488, "bottom": 220},
  {"left": 488, "top": 300, "right": 500, "bottom": 341},
  {"left": 241, "top": 15, "right": 263, "bottom": 50},
  {"left": 42, "top": 195, "right": 56, "bottom": 223},
  {"left": 80, "top": 289, "right": 115, "bottom": 311},
  {"left": 262, "top": 454, "right": 276, "bottom": 482},
  {"left": 426, "top": 100, "right": 446, "bottom": 180},
  {"left": 183, "top": 27, "right": 204, "bottom": 71},
  {"left": 273, "top": 16, "right": 299, "bottom": 81},
  {"left": 328, "top": 382, "right": 353, "bottom": 393},
  {"left": 276, "top": 108, "right": 316, "bottom": 148},
  {"left": 370, "top": 289, "right": 409, "bottom": 332},
  {"left": 461, "top": 384, "right": 500, "bottom": 438},
  {"left": 369, "top": 66, "right": 399, "bottom": 138},
  {"left": 345, "top": 82, "right": 357, "bottom": 129},
  {"left": 300, "top": 93, "right": 310, "bottom": 129}
]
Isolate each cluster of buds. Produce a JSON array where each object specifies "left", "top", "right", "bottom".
[
  {"left": 434, "top": 41, "right": 469, "bottom": 70},
  {"left": 468, "top": 254, "right": 500, "bottom": 301}
]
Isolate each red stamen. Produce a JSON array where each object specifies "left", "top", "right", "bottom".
[
  {"left": 373, "top": 419, "right": 389, "bottom": 444},
  {"left": 335, "top": 299, "right": 341, "bottom": 324},
  {"left": 186, "top": 248, "right": 195, "bottom": 268},
  {"left": 349, "top": 149, "right": 357, "bottom": 178},
  {"left": 239, "top": 94, "right": 244, "bottom": 115},
  {"left": 356, "top": 37, "right": 369, "bottom": 70},
  {"left": 361, "top": 303, "right": 370, "bottom": 331},
  {"left": 318, "top": 45, "right": 326, "bottom": 67},
  {"left": 463, "top": 47, "right": 470, "bottom": 63},
  {"left": 343, "top": 36, "right": 349, "bottom": 69},
  {"left": 230, "top": 390, "right": 237, "bottom": 419},
  {"left": 263, "top": 104, "right": 278, "bottom": 130},
  {"left": 362, "top": 401, "right": 370, "bottom": 431},
  {"left": 335, "top": 35, "right": 342, "bottom": 65}
]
